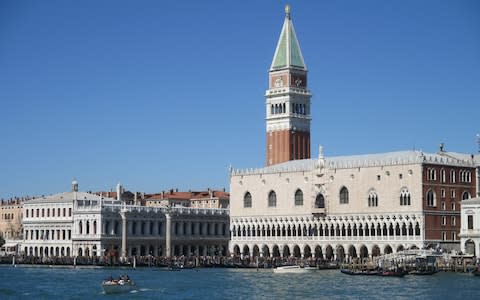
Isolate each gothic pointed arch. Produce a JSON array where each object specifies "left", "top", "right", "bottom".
[
  {"left": 268, "top": 190, "right": 277, "bottom": 207},
  {"left": 244, "top": 192, "right": 252, "bottom": 208},
  {"left": 339, "top": 186, "right": 349, "bottom": 204},
  {"left": 315, "top": 193, "right": 325, "bottom": 208},
  {"left": 294, "top": 189, "right": 303, "bottom": 206}
]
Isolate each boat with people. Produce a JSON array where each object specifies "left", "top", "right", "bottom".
[
  {"left": 273, "top": 265, "right": 310, "bottom": 274},
  {"left": 101, "top": 275, "right": 136, "bottom": 294}
]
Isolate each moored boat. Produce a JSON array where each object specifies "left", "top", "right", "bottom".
[
  {"left": 379, "top": 269, "right": 407, "bottom": 277},
  {"left": 340, "top": 268, "right": 380, "bottom": 276},
  {"left": 273, "top": 265, "right": 308, "bottom": 274},
  {"left": 101, "top": 275, "right": 136, "bottom": 294}
]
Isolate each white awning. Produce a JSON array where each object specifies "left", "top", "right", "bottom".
[{"left": 1, "top": 242, "right": 18, "bottom": 248}]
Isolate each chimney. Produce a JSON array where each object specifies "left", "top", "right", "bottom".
[{"left": 116, "top": 183, "right": 122, "bottom": 201}]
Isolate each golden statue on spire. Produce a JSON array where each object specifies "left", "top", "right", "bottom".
[{"left": 285, "top": 4, "right": 291, "bottom": 18}]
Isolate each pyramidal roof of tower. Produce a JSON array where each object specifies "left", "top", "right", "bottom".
[{"left": 270, "top": 5, "right": 307, "bottom": 71}]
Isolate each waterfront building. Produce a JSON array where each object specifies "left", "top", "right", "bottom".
[
  {"left": 0, "top": 198, "right": 24, "bottom": 240},
  {"left": 145, "top": 189, "right": 229, "bottom": 209},
  {"left": 228, "top": 6, "right": 477, "bottom": 262},
  {"left": 21, "top": 181, "right": 230, "bottom": 258},
  {"left": 459, "top": 197, "right": 480, "bottom": 256},
  {"left": 190, "top": 190, "right": 229, "bottom": 209}
]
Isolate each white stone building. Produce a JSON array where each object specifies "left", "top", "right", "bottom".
[
  {"left": 459, "top": 197, "right": 480, "bottom": 256},
  {"left": 21, "top": 181, "right": 230, "bottom": 258}
]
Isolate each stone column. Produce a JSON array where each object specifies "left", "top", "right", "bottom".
[
  {"left": 120, "top": 208, "right": 127, "bottom": 261},
  {"left": 165, "top": 213, "right": 172, "bottom": 257}
]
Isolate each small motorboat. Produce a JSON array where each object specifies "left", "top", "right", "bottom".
[
  {"left": 101, "top": 275, "right": 136, "bottom": 294},
  {"left": 273, "top": 265, "right": 309, "bottom": 274}
]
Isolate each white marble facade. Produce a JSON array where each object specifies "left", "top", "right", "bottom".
[
  {"left": 229, "top": 150, "right": 471, "bottom": 261},
  {"left": 21, "top": 182, "right": 230, "bottom": 258},
  {"left": 459, "top": 197, "right": 480, "bottom": 256}
]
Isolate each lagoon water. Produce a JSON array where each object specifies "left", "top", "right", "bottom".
[{"left": 0, "top": 265, "right": 479, "bottom": 299}]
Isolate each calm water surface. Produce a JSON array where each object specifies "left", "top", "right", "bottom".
[{"left": 0, "top": 265, "right": 479, "bottom": 299}]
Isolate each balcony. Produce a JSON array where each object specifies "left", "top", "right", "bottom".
[{"left": 312, "top": 207, "right": 326, "bottom": 216}]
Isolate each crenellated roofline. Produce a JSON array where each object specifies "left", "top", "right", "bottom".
[{"left": 231, "top": 150, "right": 476, "bottom": 176}]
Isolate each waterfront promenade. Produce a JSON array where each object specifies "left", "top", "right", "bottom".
[{"left": 1, "top": 251, "right": 478, "bottom": 273}]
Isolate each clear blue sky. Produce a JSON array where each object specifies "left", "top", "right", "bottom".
[{"left": 1, "top": 0, "right": 479, "bottom": 199}]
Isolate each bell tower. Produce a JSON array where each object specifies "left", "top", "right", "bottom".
[{"left": 266, "top": 5, "right": 311, "bottom": 166}]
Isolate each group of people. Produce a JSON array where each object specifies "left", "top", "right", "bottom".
[{"left": 104, "top": 274, "right": 130, "bottom": 285}]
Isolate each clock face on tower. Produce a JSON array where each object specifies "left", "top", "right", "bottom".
[
  {"left": 274, "top": 77, "right": 284, "bottom": 87},
  {"left": 292, "top": 75, "right": 305, "bottom": 87}
]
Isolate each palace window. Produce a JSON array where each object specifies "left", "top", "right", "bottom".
[
  {"left": 400, "top": 188, "right": 411, "bottom": 206},
  {"left": 440, "top": 169, "right": 446, "bottom": 183},
  {"left": 450, "top": 170, "right": 456, "bottom": 183},
  {"left": 441, "top": 216, "right": 446, "bottom": 226},
  {"left": 441, "top": 189, "right": 445, "bottom": 198},
  {"left": 268, "top": 191, "right": 277, "bottom": 207},
  {"left": 451, "top": 216, "right": 456, "bottom": 226},
  {"left": 294, "top": 189, "right": 303, "bottom": 206},
  {"left": 427, "top": 190, "right": 436, "bottom": 207},
  {"left": 462, "top": 191, "right": 471, "bottom": 200},
  {"left": 368, "top": 190, "right": 378, "bottom": 207},
  {"left": 315, "top": 194, "right": 325, "bottom": 208},
  {"left": 468, "top": 215, "right": 473, "bottom": 229},
  {"left": 244, "top": 192, "right": 252, "bottom": 208},
  {"left": 339, "top": 187, "right": 349, "bottom": 204},
  {"left": 427, "top": 168, "right": 436, "bottom": 181}
]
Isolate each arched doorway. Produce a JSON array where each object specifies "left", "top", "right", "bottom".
[
  {"left": 283, "top": 245, "right": 291, "bottom": 257},
  {"left": 304, "top": 245, "right": 312, "bottom": 258},
  {"left": 233, "top": 245, "right": 241, "bottom": 256},
  {"left": 314, "top": 245, "right": 323, "bottom": 259},
  {"left": 262, "top": 245, "right": 270, "bottom": 257},
  {"left": 372, "top": 245, "right": 381, "bottom": 257},
  {"left": 348, "top": 245, "right": 357, "bottom": 258},
  {"left": 253, "top": 245, "right": 260, "bottom": 257},
  {"left": 293, "top": 245, "right": 301, "bottom": 258},
  {"left": 360, "top": 245, "right": 368, "bottom": 258},
  {"left": 465, "top": 239, "right": 476, "bottom": 255},
  {"left": 397, "top": 245, "right": 404, "bottom": 253},
  {"left": 325, "top": 245, "right": 334, "bottom": 260},
  {"left": 243, "top": 245, "right": 250, "bottom": 257},
  {"left": 384, "top": 245, "right": 393, "bottom": 254},
  {"left": 272, "top": 245, "right": 280, "bottom": 257}
]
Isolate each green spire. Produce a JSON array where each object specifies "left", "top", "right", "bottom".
[{"left": 270, "top": 5, "right": 306, "bottom": 70}]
